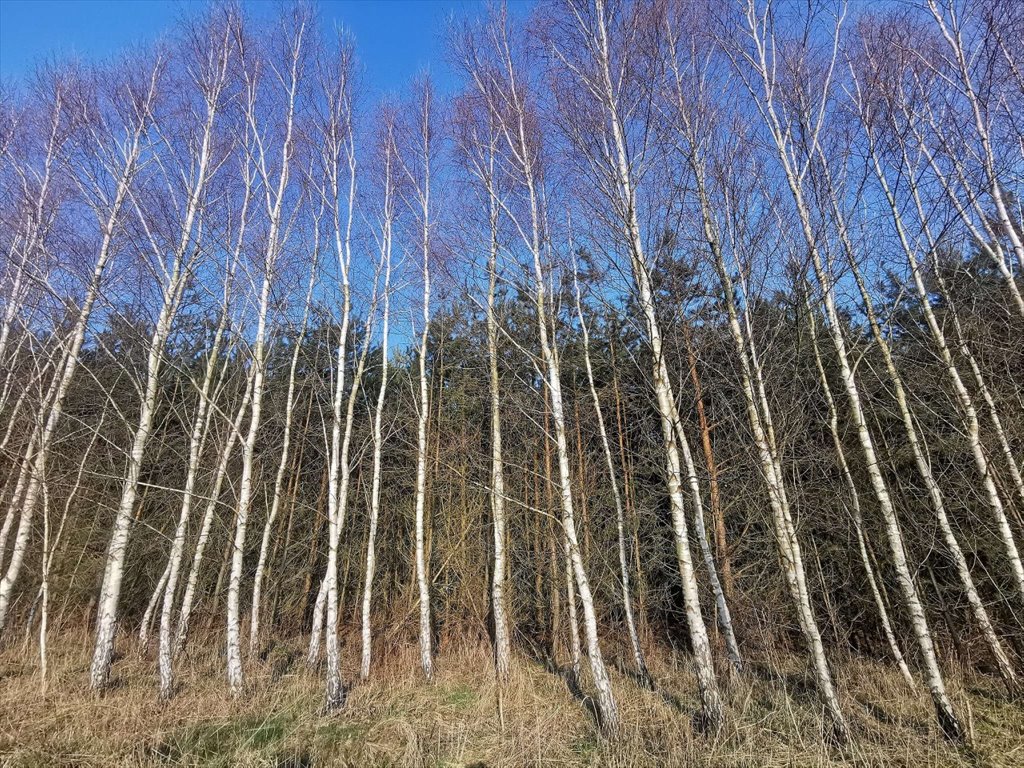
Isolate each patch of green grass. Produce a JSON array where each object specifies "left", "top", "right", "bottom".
[
  {"left": 440, "top": 683, "right": 477, "bottom": 711},
  {"left": 313, "top": 719, "right": 367, "bottom": 742},
  {"left": 152, "top": 713, "right": 293, "bottom": 766},
  {"left": 571, "top": 733, "right": 600, "bottom": 760}
]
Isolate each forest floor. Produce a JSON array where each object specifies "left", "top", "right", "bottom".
[{"left": 1, "top": 629, "right": 1022, "bottom": 767}]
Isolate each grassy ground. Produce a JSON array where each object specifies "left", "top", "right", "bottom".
[{"left": 1, "top": 630, "right": 1021, "bottom": 767}]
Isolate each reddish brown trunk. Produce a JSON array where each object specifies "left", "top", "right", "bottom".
[{"left": 683, "top": 323, "right": 733, "bottom": 602}]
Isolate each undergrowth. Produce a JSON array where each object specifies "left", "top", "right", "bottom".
[{"left": 1, "top": 630, "right": 1021, "bottom": 766}]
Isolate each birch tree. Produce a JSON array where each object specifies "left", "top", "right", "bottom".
[
  {"left": 450, "top": 83, "right": 512, "bottom": 684},
  {"left": 570, "top": 250, "right": 651, "bottom": 688},
  {"left": 225, "top": 5, "right": 308, "bottom": 695},
  {"left": 546, "top": 0, "right": 727, "bottom": 729},
  {"left": 0, "top": 59, "right": 161, "bottom": 633},
  {"left": 398, "top": 77, "right": 436, "bottom": 681},
  {"left": 90, "top": 10, "right": 233, "bottom": 689},
  {"left": 728, "top": 0, "right": 964, "bottom": 739},
  {"left": 359, "top": 107, "right": 397, "bottom": 683},
  {"left": 249, "top": 217, "right": 320, "bottom": 654}
]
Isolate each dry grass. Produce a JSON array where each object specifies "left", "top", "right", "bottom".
[{"left": 1, "top": 630, "right": 1021, "bottom": 767}]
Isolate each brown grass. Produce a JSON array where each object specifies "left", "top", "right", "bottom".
[{"left": 1, "top": 630, "right": 1021, "bottom": 767}]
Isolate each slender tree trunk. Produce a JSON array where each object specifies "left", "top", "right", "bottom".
[
  {"left": 0, "top": 93, "right": 151, "bottom": 632},
  {"left": 863, "top": 130, "right": 1024, "bottom": 609},
  {"left": 821, "top": 151, "right": 1020, "bottom": 695},
  {"left": 805, "top": 296, "right": 916, "bottom": 690},
  {"left": 486, "top": 171, "right": 511, "bottom": 685},
  {"left": 90, "top": 222, "right": 198, "bottom": 689},
  {"left": 571, "top": 258, "right": 652, "bottom": 688},
  {"left": 225, "top": 21, "right": 304, "bottom": 693},
  {"left": 175, "top": 370, "right": 254, "bottom": 657},
  {"left": 564, "top": 526, "right": 582, "bottom": 684},
  {"left": 359, "top": 240, "right": 392, "bottom": 682},
  {"left": 249, "top": 250, "right": 318, "bottom": 654},
  {"left": 413, "top": 257, "right": 432, "bottom": 671},
  {"left": 738, "top": 8, "right": 962, "bottom": 736}
]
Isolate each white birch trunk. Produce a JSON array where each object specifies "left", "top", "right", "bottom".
[
  {"left": 225, "top": 272, "right": 273, "bottom": 695},
  {"left": 810, "top": 131, "right": 1022, "bottom": 694},
  {"left": 571, "top": 256, "right": 652, "bottom": 688},
  {"left": 225, "top": 19, "right": 305, "bottom": 692},
  {"left": 0, "top": 75, "right": 153, "bottom": 632},
  {"left": 157, "top": 261, "right": 240, "bottom": 695},
  {"left": 487, "top": 168, "right": 512, "bottom": 684},
  {"left": 90, "top": 54, "right": 223, "bottom": 686},
  {"left": 89, "top": 204, "right": 200, "bottom": 688},
  {"left": 519, "top": 147, "right": 619, "bottom": 735},
  {"left": 805, "top": 296, "right": 916, "bottom": 691},
  {"left": 138, "top": 562, "right": 170, "bottom": 651},
  {"left": 307, "top": 573, "right": 328, "bottom": 667},
  {"left": 687, "top": 153, "right": 840, "bottom": 719},
  {"left": 321, "top": 167, "right": 369, "bottom": 710},
  {"left": 737, "top": 5, "right": 961, "bottom": 737},
  {"left": 582, "top": 0, "right": 721, "bottom": 728},
  {"left": 409, "top": 89, "right": 435, "bottom": 681},
  {"left": 359, "top": 246, "right": 391, "bottom": 682},
  {"left": 309, "top": 44, "right": 360, "bottom": 707},
  {"left": 175, "top": 369, "right": 254, "bottom": 657},
  {"left": 249, "top": 248, "right": 318, "bottom": 654},
  {"left": 564, "top": 527, "right": 582, "bottom": 683}
]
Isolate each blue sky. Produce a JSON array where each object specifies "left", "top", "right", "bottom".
[{"left": 0, "top": 0, "right": 505, "bottom": 95}]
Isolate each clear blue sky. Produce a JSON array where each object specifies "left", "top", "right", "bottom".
[{"left": 0, "top": 0, "right": 509, "bottom": 95}]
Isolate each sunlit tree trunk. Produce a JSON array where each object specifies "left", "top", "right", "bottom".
[
  {"left": 681, "top": 126, "right": 839, "bottom": 719},
  {"left": 553, "top": 0, "right": 723, "bottom": 729},
  {"left": 400, "top": 80, "right": 436, "bottom": 681},
  {"left": 486, "top": 154, "right": 511, "bottom": 686},
  {"left": 249, "top": 245, "right": 319, "bottom": 654},
  {"left": 91, "top": 26, "right": 235, "bottom": 686},
  {"left": 225, "top": 11, "right": 306, "bottom": 695},
  {"left": 175, "top": 369, "right": 254, "bottom": 657},
  {"left": 804, "top": 294, "right": 915, "bottom": 691},
  {"left": 570, "top": 255, "right": 652, "bottom": 688},
  {"left": 856, "top": 108, "right": 1024, "bottom": 606},
  {"left": 359, "top": 141, "right": 395, "bottom": 681},
  {"left": 450, "top": 87, "right": 511, "bottom": 685},
  {"left": 815, "top": 142, "right": 1020, "bottom": 696}
]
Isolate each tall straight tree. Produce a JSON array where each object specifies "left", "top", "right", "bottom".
[
  {"left": 225, "top": 5, "right": 308, "bottom": 696},
  {"left": 249, "top": 226, "right": 320, "bottom": 653},
  {"left": 570, "top": 250, "right": 652, "bottom": 689},
  {"left": 546, "top": 0, "right": 728, "bottom": 729},
  {"left": 305, "top": 32, "right": 373, "bottom": 713},
  {"left": 359, "top": 106, "right": 397, "bottom": 684},
  {"left": 398, "top": 77, "right": 437, "bottom": 681},
  {"left": 450, "top": 82, "right": 511, "bottom": 684},
  {"left": 457, "top": 4, "right": 620, "bottom": 735},
  {"left": 662, "top": 8, "right": 846, "bottom": 731},
  {"left": 90, "top": 9, "right": 233, "bottom": 688}
]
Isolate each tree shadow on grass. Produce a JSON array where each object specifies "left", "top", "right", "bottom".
[
  {"left": 519, "top": 637, "right": 602, "bottom": 732},
  {"left": 610, "top": 654, "right": 657, "bottom": 691},
  {"left": 747, "top": 659, "right": 818, "bottom": 701}
]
